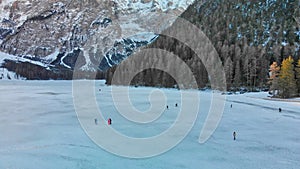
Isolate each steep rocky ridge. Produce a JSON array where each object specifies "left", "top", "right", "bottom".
[{"left": 0, "top": 0, "right": 194, "bottom": 79}]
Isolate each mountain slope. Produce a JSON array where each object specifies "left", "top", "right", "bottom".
[
  {"left": 0, "top": 0, "right": 194, "bottom": 79},
  {"left": 106, "top": 0, "right": 300, "bottom": 90}
]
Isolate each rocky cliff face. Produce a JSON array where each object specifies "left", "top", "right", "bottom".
[{"left": 0, "top": 0, "right": 194, "bottom": 79}]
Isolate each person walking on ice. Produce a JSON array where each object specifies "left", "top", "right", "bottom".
[
  {"left": 233, "top": 131, "right": 236, "bottom": 140},
  {"left": 108, "top": 118, "right": 112, "bottom": 125}
]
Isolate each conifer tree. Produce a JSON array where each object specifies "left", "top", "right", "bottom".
[
  {"left": 224, "top": 57, "right": 234, "bottom": 89},
  {"left": 278, "top": 56, "right": 297, "bottom": 98},
  {"left": 233, "top": 60, "right": 241, "bottom": 89}
]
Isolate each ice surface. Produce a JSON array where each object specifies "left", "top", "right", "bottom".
[{"left": 0, "top": 80, "right": 299, "bottom": 169}]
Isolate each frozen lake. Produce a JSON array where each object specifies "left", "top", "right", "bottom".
[{"left": 0, "top": 80, "right": 299, "bottom": 169}]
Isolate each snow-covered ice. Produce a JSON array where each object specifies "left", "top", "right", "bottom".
[{"left": 0, "top": 80, "right": 299, "bottom": 169}]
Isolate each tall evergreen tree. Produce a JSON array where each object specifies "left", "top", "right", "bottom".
[
  {"left": 249, "top": 57, "right": 257, "bottom": 90},
  {"left": 224, "top": 57, "right": 234, "bottom": 89},
  {"left": 232, "top": 45, "right": 242, "bottom": 89},
  {"left": 278, "top": 56, "right": 297, "bottom": 98}
]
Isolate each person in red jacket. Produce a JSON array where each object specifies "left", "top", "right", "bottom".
[{"left": 108, "top": 118, "right": 112, "bottom": 125}]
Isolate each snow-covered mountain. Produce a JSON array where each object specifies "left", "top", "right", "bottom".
[{"left": 0, "top": 0, "right": 194, "bottom": 79}]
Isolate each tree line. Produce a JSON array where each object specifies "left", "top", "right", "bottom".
[
  {"left": 1, "top": 59, "right": 106, "bottom": 80},
  {"left": 269, "top": 57, "right": 300, "bottom": 98},
  {"left": 105, "top": 0, "right": 300, "bottom": 95}
]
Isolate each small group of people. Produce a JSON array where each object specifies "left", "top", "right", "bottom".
[
  {"left": 107, "top": 118, "right": 112, "bottom": 125},
  {"left": 166, "top": 103, "right": 179, "bottom": 110},
  {"left": 94, "top": 118, "right": 112, "bottom": 125},
  {"left": 229, "top": 109, "right": 284, "bottom": 142}
]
